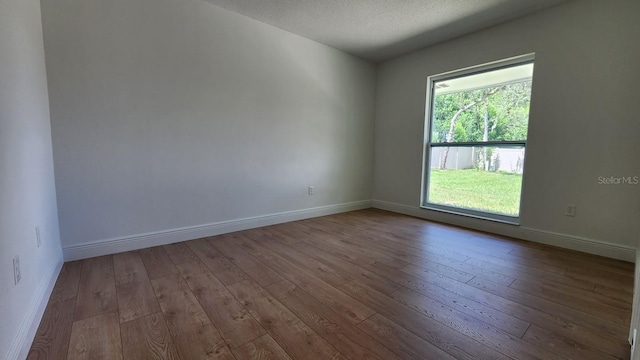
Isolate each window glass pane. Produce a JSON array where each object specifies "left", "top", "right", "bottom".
[
  {"left": 427, "top": 145, "right": 525, "bottom": 216},
  {"left": 423, "top": 56, "right": 534, "bottom": 222},
  {"left": 430, "top": 63, "right": 533, "bottom": 143}
]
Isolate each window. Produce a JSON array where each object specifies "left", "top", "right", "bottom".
[{"left": 422, "top": 54, "right": 534, "bottom": 223}]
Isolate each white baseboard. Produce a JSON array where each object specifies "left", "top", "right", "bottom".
[
  {"left": 62, "top": 197, "right": 635, "bottom": 262},
  {"left": 6, "top": 260, "right": 63, "bottom": 360},
  {"left": 372, "top": 199, "right": 636, "bottom": 263},
  {"left": 63, "top": 200, "right": 372, "bottom": 261}
]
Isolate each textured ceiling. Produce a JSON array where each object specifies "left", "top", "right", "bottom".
[{"left": 203, "top": 0, "right": 569, "bottom": 62}]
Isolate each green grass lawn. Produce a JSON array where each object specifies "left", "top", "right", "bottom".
[{"left": 428, "top": 169, "right": 522, "bottom": 216}]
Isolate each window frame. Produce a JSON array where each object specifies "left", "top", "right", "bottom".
[{"left": 421, "top": 53, "right": 535, "bottom": 224}]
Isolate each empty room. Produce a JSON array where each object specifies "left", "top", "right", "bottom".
[{"left": 2, "top": 0, "right": 640, "bottom": 359}]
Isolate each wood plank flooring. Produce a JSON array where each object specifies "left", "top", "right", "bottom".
[{"left": 27, "top": 209, "right": 633, "bottom": 359}]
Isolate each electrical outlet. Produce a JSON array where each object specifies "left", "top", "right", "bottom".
[
  {"left": 13, "top": 257, "right": 21, "bottom": 285},
  {"left": 36, "top": 226, "right": 41, "bottom": 248},
  {"left": 308, "top": 186, "right": 314, "bottom": 195},
  {"left": 564, "top": 204, "right": 576, "bottom": 217}
]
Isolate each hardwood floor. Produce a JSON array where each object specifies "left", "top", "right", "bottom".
[{"left": 27, "top": 209, "right": 633, "bottom": 359}]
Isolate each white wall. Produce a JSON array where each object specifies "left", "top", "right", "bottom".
[
  {"left": 0, "top": 0, "right": 63, "bottom": 357},
  {"left": 41, "top": 0, "right": 376, "bottom": 258},
  {"left": 373, "top": 0, "right": 640, "bottom": 258}
]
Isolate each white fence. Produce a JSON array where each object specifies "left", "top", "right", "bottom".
[{"left": 430, "top": 147, "right": 524, "bottom": 173}]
